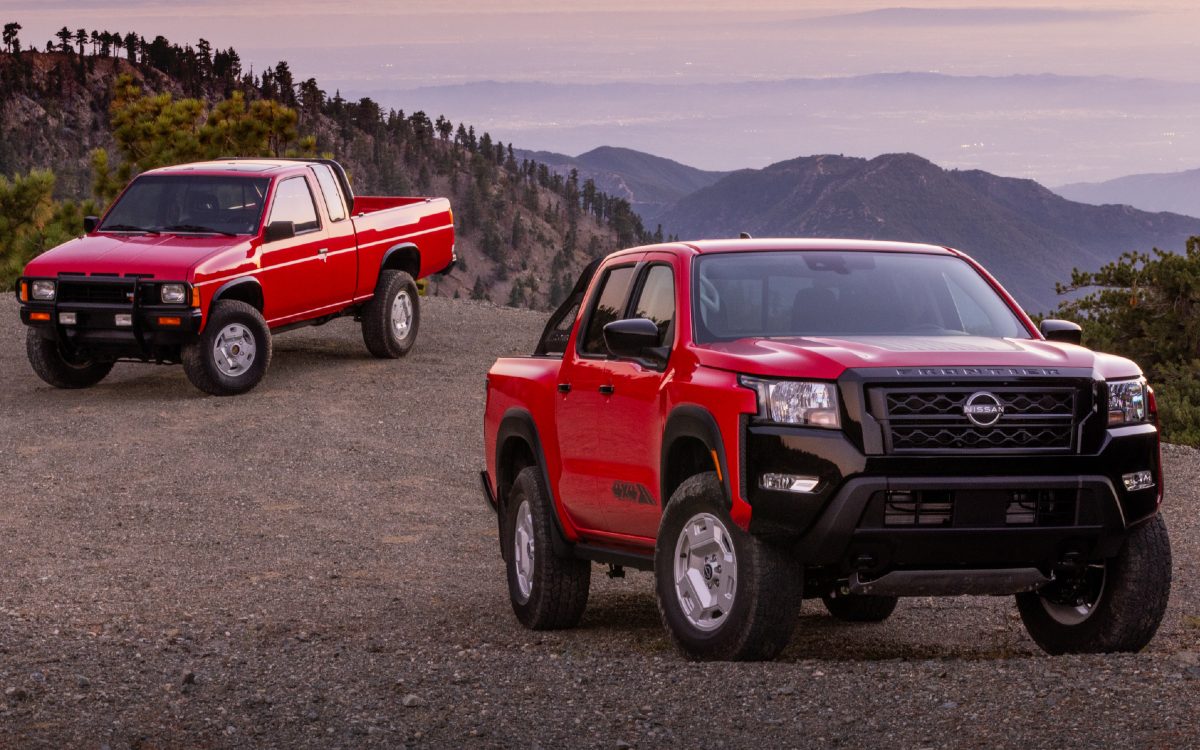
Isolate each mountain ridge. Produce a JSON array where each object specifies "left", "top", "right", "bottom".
[{"left": 1054, "top": 168, "right": 1200, "bottom": 218}]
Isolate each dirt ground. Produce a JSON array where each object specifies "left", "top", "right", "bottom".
[{"left": 0, "top": 295, "right": 1197, "bottom": 749}]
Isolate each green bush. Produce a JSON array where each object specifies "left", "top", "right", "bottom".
[{"left": 0, "top": 170, "right": 94, "bottom": 289}]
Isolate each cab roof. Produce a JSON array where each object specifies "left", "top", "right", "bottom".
[
  {"left": 143, "top": 159, "right": 316, "bottom": 177},
  {"left": 610, "top": 238, "right": 956, "bottom": 259}
]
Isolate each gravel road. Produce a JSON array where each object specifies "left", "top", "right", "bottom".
[{"left": 0, "top": 296, "right": 1197, "bottom": 749}]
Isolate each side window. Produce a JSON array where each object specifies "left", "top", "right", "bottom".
[
  {"left": 633, "top": 264, "right": 676, "bottom": 347},
  {"left": 539, "top": 299, "right": 580, "bottom": 356},
  {"left": 311, "top": 164, "right": 347, "bottom": 222},
  {"left": 580, "top": 265, "right": 636, "bottom": 355},
  {"left": 268, "top": 177, "right": 320, "bottom": 233}
]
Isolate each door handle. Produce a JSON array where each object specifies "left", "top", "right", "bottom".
[
  {"left": 599, "top": 384, "right": 615, "bottom": 395},
  {"left": 557, "top": 383, "right": 572, "bottom": 393},
  {"left": 317, "top": 248, "right": 328, "bottom": 262}
]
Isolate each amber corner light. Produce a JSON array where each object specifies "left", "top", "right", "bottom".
[
  {"left": 158, "top": 316, "right": 183, "bottom": 327},
  {"left": 191, "top": 287, "right": 201, "bottom": 307},
  {"left": 19, "top": 282, "right": 28, "bottom": 301},
  {"left": 29, "top": 311, "right": 50, "bottom": 321}
]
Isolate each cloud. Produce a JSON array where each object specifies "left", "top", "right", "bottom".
[{"left": 804, "top": 7, "right": 1143, "bottom": 27}]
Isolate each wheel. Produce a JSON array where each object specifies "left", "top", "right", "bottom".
[
  {"left": 26, "top": 329, "right": 114, "bottom": 388},
  {"left": 822, "top": 593, "right": 898, "bottom": 623},
  {"left": 1016, "top": 514, "right": 1172, "bottom": 654},
  {"left": 362, "top": 270, "right": 420, "bottom": 358},
  {"left": 503, "top": 467, "right": 591, "bottom": 629},
  {"left": 181, "top": 300, "right": 272, "bottom": 396},
  {"left": 654, "top": 472, "right": 801, "bottom": 661}
]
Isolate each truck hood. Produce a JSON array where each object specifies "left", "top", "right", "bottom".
[
  {"left": 22, "top": 233, "right": 249, "bottom": 281},
  {"left": 692, "top": 335, "right": 1142, "bottom": 381}
]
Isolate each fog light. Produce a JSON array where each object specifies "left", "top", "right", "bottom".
[
  {"left": 760, "top": 473, "right": 820, "bottom": 493},
  {"left": 1122, "top": 470, "right": 1154, "bottom": 492},
  {"left": 59, "top": 312, "right": 77, "bottom": 325},
  {"left": 115, "top": 314, "right": 133, "bottom": 327}
]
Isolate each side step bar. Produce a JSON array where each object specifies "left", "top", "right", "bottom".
[{"left": 849, "top": 568, "right": 1051, "bottom": 597}]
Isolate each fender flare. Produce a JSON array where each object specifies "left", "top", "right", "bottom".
[
  {"left": 661, "top": 404, "right": 733, "bottom": 509},
  {"left": 210, "top": 276, "right": 264, "bottom": 311},
  {"left": 495, "top": 407, "right": 573, "bottom": 558},
  {"left": 381, "top": 242, "right": 422, "bottom": 279}
]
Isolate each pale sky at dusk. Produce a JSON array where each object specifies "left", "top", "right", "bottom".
[{"left": 6, "top": 2, "right": 1200, "bottom": 181}]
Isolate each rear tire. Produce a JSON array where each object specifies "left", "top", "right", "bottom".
[
  {"left": 655, "top": 472, "right": 801, "bottom": 661},
  {"left": 822, "top": 593, "right": 899, "bottom": 623},
  {"left": 1016, "top": 514, "right": 1171, "bottom": 654},
  {"left": 181, "top": 300, "right": 272, "bottom": 396},
  {"left": 503, "top": 467, "right": 591, "bottom": 629},
  {"left": 26, "top": 329, "right": 113, "bottom": 389},
  {"left": 362, "top": 270, "right": 420, "bottom": 358}
]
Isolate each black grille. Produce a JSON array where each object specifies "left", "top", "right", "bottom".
[
  {"left": 874, "top": 385, "right": 1078, "bottom": 454},
  {"left": 57, "top": 279, "right": 138, "bottom": 305}
]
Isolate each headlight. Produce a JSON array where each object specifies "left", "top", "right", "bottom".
[
  {"left": 740, "top": 376, "right": 840, "bottom": 428},
  {"left": 31, "top": 280, "right": 56, "bottom": 301},
  {"left": 160, "top": 283, "right": 187, "bottom": 304},
  {"left": 1107, "top": 377, "right": 1149, "bottom": 426}
]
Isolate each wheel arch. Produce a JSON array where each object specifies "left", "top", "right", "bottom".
[
  {"left": 381, "top": 242, "right": 421, "bottom": 280},
  {"left": 211, "top": 277, "right": 264, "bottom": 313},
  {"left": 661, "top": 404, "right": 732, "bottom": 509},
  {"left": 495, "top": 408, "right": 572, "bottom": 558}
]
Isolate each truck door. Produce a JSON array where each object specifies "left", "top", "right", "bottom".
[
  {"left": 554, "top": 256, "right": 642, "bottom": 534},
  {"left": 598, "top": 257, "right": 678, "bottom": 539},
  {"left": 309, "top": 163, "right": 358, "bottom": 308},
  {"left": 260, "top": 175, "right": 329, "bottom": 323}
]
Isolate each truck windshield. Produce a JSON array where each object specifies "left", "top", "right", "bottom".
[
  {"left": 693, "top": 251, "right": 1031, "bottom": 342},
  {"left": 99, "top": 174, "right": 271, "bottom": 236}
]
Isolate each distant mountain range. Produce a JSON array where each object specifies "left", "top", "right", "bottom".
[
  {"left": 513, "top": 146, "right": 727, "bottom": 223},
  {"left": 1054, "top": 169, "right": 1200, "bottom": 218}
]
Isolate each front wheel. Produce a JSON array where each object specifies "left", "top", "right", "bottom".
[
  {"left": 1016, "top": 514, "right": 1171, "bottom": 654},
  {"left": 181, "top": 300, "right": 272, "bottom": 396},
  {"left": 26, "top": 329, "right": 114, "bottom": 389},
  {"left": 362, "top": 270, "right": 420, "bottom": 358},
  {"left": 654, "top": 472, "right": 801, "bottom": 661}
]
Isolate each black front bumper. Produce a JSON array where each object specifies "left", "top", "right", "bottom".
[{"left": 20, "top": 302, "right": 202, "bottom": 362}]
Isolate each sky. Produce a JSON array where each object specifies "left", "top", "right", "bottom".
[{"left": 6, "top": 1, "right": 1200, "bottom": 181}]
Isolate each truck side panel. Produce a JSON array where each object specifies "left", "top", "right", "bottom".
[{"left": 351, "top": 197, "right": 455, "bottom": 299}]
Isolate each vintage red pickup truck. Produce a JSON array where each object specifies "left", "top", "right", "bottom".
[
  {"left": 15, "top": 158, "right": 455, "bottom": 395},
  {"left": 483, "top": 238, "right": 1170, "bottom": 661}
]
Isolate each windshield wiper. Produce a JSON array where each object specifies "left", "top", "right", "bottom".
[
  {"left": 101, "top": 224, "right": 160, "bottom": 234},
  {"left": 158, "top": 224, "right": 238, "bottom": 237}
]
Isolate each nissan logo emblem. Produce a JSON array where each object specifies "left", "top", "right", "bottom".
[{"left": 963, "top": 391, "right": 1005, "bottom": 427}]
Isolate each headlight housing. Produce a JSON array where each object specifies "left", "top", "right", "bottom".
[
  {"left": 740, "top": 376, "right": 840, "bottom": 428},
  {"left": 1107, "top": 377, "right": 1149, "bottom": 426},
  {"left": 30, "top": 280, "right": 56, "bottom": 301},
  {"left": 160, "top": 283, "right": 187, "bottom": 304}
]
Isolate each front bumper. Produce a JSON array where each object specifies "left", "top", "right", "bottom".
[{"left": 19, "top": 298, "right": 202, "bottom": 362}]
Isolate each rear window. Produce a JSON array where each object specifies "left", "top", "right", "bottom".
[
  {"left": 693, "top": 251, "right": 1030, "bottom": 342},
  {"left": 311, "top": 164, "right": 347, "bottom": 222}
]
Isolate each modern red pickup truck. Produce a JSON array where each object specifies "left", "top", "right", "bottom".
[
  {"left": 482, "top": 239, "right": 1171, "bottom": 660},
  {"left": 15, "top": 158, "right": 455, "bottom": 395}
]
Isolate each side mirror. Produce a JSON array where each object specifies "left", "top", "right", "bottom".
[
  {"left": 262, "top": 220, "right": 296, "bottom": 243},
  {"left": 83, "top": 216, "right": 98, "bottom": 233},
  {"left": 1040, "top": 319, "right": 1083, "bottom": 345},
  {"left": 604, "top": 318, "right": 665, "bottom": 361}
]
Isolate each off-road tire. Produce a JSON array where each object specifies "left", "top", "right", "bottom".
[
  {"left": 655, "top": 472, "right": 801, "bottom": 661},
  {"left": 1016, "top": 513, "right": 1171, "bottom": 654},
  {"left": 26, "top": 329, "right": 114, "bottom": 389},
  {"left": 362, "top": 270, "right": 420, "bottom": 358},
  {"left": 822, "top": 593, "right": 899, "bottom": 623},
  {"left": 503, "top": 467, "right": 591, "bottom": 629},
  {"left": 181, "top": 300, "right": 272, "bottom": 396}
]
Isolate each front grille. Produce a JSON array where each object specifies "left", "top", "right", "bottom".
[
  {"left": 874, "top": 385, "right": 1078, "bottom": 454},
  {"left": 57, "top": 279, "right": 137, "bottom": 305},
  {"left": 871, "top": 488, "right": 1082, "bottom": 528}
]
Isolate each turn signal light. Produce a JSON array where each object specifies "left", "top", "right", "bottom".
[
  {"left": 29, "top": 311, "right": 51, "bottom": 322},
  {"left": 19, "top": 282, "right": 28, "bottom": 301},
  {"left": 191, "top": 287, "right": 201, "bottom": 307},
  {"left": 157, "top": 316, "right": 182, "bottom": 327}
]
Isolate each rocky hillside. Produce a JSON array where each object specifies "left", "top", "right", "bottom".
[{"left": 659, "top": 153, "right": 1200, "bottom": 311}]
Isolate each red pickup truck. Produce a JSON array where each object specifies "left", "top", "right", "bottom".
[
  {"left": 482, "top": 238, "right": 1170, "bottom": 660},
  {"left": 15, "top": 158, "right": 455, "bottom": 395}
]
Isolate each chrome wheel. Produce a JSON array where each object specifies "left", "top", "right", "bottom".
[
  {"left": 1040, "top": 564, "right": 1106, "bottom": 626},
  {"left": 391, "top": 291, "right": 413, "bottom": 340},
  {"left": 673, "top": 512, "right": 737, "bottom": 632},
  {"left": 212, "top": 323, "right": 257, "bottom": 377},
  {"left": 513, "top": 499, "right": 535, "bottom": 603}
]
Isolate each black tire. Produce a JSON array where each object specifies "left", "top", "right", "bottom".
[
  {"left": 25, "top": 329, "right": 114, "bottom": 389},
  {"left": 503, "top": 467, "right": 591, "bottom": 629},
  {"left": 181, "top": 300, "right": 272, "bottom": 396},
  {"left": 822, "top": 593, "right": 899, "bottom": 623},
  {"left": 362, "top": 270, "right": 420, "bottom": 358},
  {"left": 654, "top": 472, "right": 801, "bottom": 661},
  {"left": 1016, "top": 513, "right": 1172, "bottom": 654}
]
